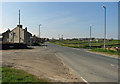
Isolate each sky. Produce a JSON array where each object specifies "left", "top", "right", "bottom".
[{"left": 1, "top": 2, "right": 118, "bottom": 39}]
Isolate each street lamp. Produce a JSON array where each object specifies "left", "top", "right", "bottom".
[
  {"left": 90, "top": 24, "right": 92, "bottom": 48},
  {"left": 39, "top": 24, "right": 42, "bottom": 38},
  {"left": 39, "top": 24, "right": 42, "bottom": 43},
  {"left": 101, "top": 6, "right": 106, "bottom": 50}
]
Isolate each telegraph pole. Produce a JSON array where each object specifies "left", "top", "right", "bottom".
[{"left": 19, "top": 9, "right": 20, "bottom": 44}]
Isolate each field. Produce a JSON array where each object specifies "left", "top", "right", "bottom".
[
  {"left": 51, "top": 40, "right": 119, "bottom": 48},
  {"left": 50, "top": 39, "right": 120, "bottom": 56}
]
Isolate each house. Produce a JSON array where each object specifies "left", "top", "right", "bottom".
[
  {"left": 2, "top": 25, "right": 32, "bottom": 45},
  {"left": 1, "top": 10, "right": 36, "bottom": 47},
  {"left": 9, "top": 25, "right": 32, "bottom": 45}
]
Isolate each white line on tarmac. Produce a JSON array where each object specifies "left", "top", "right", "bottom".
[
  {"left": 110, "top": 64, "right": 115, "bottom": 67},
  {"left": 81, "top": 77, "right": 89, "bottom": 84},
  {"left": 55, "top": 53, "right": 89, "bottom": 84}
]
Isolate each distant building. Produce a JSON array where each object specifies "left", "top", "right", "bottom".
[{"left": 30, "top": 35, "right": 39, "bottom": 45}]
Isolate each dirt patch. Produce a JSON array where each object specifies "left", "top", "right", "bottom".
[{"left": 2, "top": 46, "right": 84, "bottom": 82}]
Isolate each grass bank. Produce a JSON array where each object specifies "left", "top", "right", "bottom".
[
  {"left": 2, "top": 67, "right": 48, "bottom": 83},
  {"left": 88, "top": 48, "right": 119, "bottom": 56},
  {"left": 50, "top": 40, "right": 119, "bottom": 48}
]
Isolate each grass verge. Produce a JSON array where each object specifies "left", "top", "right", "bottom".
[
  {"left": 50, "top": 42, "right": 119, "bottom": 56},
  {"left": 88, "top": 48, "right": 119, "bottom": 56},
  {"left": 2, "top": 67, "right": 48, "bottom": 84}
]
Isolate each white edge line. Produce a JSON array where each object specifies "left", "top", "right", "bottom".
[
  {"left": 81, "top": 77, "right": 89, "bottom": 84},
  {"left": 55, "top": 53, "right": 89, "bottom": 84}
]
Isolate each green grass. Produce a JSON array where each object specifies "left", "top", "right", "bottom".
[
  {"left": 88, "top": 48, "right": 119, "bottom": 56},
  {"left": 2, "top": 67, "right": 49, "bottom": 84},
  {"left": 50, "top": 40, "right": 119, "bottom": 48}
]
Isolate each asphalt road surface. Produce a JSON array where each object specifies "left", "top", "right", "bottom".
[{"left": 45, "top": 42, "right": 118, "bottom": 83}]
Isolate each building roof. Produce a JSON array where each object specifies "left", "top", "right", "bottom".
[
  {"left": 2, "top": 29, "right": 10, "bottom": 35},
  {"left": 27, "top": 31, "right": 32, "bottom": 35},
  {"left": 2, "top": 25, "right": 33, "bottom": 37},
  {"left": 10, "top": 26, "right": 23, "bottom": 32}
]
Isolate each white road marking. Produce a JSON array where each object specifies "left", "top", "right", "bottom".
[
  {"left": 43, "top": 46, "right": 47, "bottom": 48},
  {"left": 110, "top": 64, "right": 115, "bottom": 67},
  {"left": 55, "top": 53, "right": 89, "bottom": 84},
  {"left": 81, "top": 77, "right": 89, "bottom": 84}
]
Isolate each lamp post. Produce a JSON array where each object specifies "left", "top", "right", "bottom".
[
  {"left": 90, "top": 24, "right": 92, "bottom": 48},
  {"left": 39, "top": 24, "right": 42, "bottom": 43},
  {"left": 39, "top": 24, "right": 42, "bottom": 38},
  {"left": 101, "top": 6, "right": 106, "bottom": 50}
]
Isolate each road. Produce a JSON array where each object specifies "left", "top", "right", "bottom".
[{"left": 45, "top": 42, "right": 118, "bottom": 82}]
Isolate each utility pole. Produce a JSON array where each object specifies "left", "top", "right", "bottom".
[
  {"left": 102, "top": 6, "right": 106, "bottom": 50},
  {"left": 90, "top": 24, "right": 92, "bottom": 48},
  {"left": 19, "top": 9, "right": 20, "bottom": 44}
]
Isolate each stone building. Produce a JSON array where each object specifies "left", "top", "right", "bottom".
[{"left": 2, "top": 25, "right": 32, "bottom": 45}]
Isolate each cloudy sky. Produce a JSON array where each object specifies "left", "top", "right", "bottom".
[{"left": 1, "top": 2, "right": 118, "bottom": 39}]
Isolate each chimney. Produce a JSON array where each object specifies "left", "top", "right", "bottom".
[{"left": 17, "top": 25, "right": 23, "bottom": 28}]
